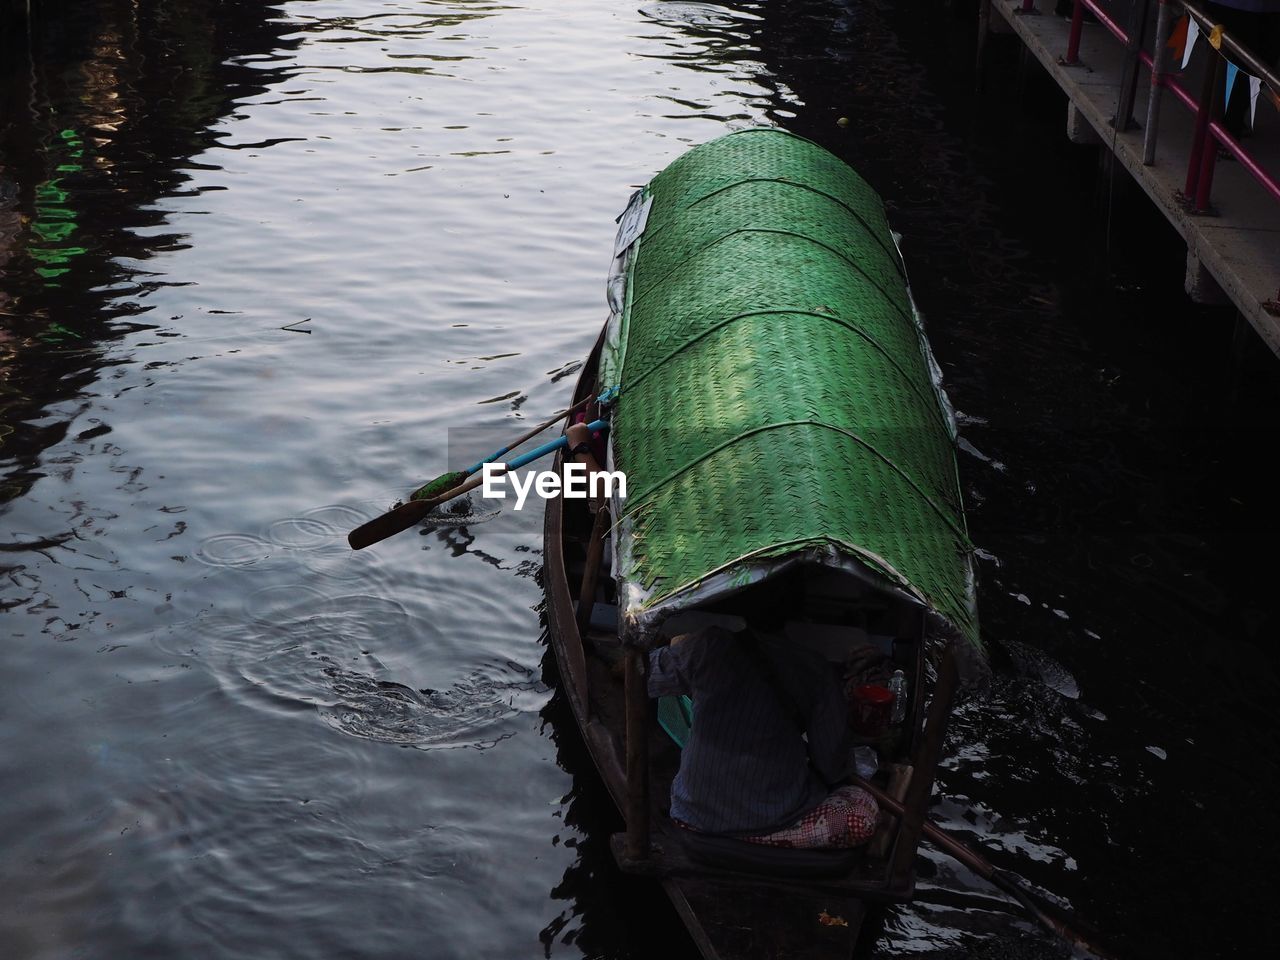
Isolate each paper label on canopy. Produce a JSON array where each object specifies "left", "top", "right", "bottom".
[{"left": 613, "top": 193, "right": 653, "bottom": 257}]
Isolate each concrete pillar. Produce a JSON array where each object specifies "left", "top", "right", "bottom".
[
  {"left": 1185, "top": 250, "right": 1229, "bottom": 305},
  {"left": 1067, "top": 101, "right": 1100, "bottom": 144}
]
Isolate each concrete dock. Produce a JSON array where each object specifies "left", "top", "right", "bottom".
[{"left": 987, "top": 0, "right": 1280, "bottom": 357}]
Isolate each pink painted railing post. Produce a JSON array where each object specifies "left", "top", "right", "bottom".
[
  {"left": 1185, "top": 52, "right": 1224, "bottom": 205},
  {"left": 1194, "top": 131, "right": 1219, "bottom": 212},
  {"left": 1021, "top": 0, "right": 1036, "bottom": 11},
  {"left": 1194, "top": 115, "right": 1222, "bottom": 212},
  {"left": 1064, "top": 1, "right": 1085, "bottom": 64}
]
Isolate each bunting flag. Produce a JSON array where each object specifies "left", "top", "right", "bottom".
[
  {"left": 1167, "top": 15, "right": 1188, "bottom": 58},
  {"left": 1182, "top": 19, "right": 1200, "bottom": 70},
  {"left": 1163, "top": 14, "right": 1279, "bottom": 127}
]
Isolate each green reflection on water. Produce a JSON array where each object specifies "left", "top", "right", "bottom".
[{"left": 27, "top": 129, "right": 87, "bottom": 286}]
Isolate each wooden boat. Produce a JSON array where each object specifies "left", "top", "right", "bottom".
[{"left": 543, "top": 129, "right": 980, "bottom": 959}]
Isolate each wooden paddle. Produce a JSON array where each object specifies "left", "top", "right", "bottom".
[
  {"left": 408, "top": 396, "right": 591, "bottom": 502},
  {"left": 854, "top": 776, "right": 1116, "bottom": 958},
  {"left": 348, "top": 419, "right": 609, "bottom": 550}
]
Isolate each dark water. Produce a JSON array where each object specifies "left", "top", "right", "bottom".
[{"left": 2, "top": 1, "right": 1277, "bottom": 958}]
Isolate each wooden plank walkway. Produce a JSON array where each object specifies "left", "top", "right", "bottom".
[{"left": 989, "top": 0, "right": 1280, "bottom": 357}]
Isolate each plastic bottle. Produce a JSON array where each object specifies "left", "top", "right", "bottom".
[
  {"left": 854, "top": 745, "right": 879, "bottom": 780},
  {"left": 888, "top": 669, "right": 907, "bottom": 724}
]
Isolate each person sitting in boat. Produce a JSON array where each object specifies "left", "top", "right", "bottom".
[
  {"left": 565, "top": 420, "right": 604, "bottom": 474},
  {"left": 647, "top": 618, "right": 878, "bottom": 849},
  {"left": 566, "top": 418, "right": 612, "bottom": 514}
]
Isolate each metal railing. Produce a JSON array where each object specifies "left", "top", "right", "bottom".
[{"left": 1048, "top": 0, "right": 1280, "bottom": 212}]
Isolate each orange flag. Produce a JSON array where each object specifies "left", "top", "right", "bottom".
[{"left": 1167, "top": 15, "right": 1188, "bottom": 62}]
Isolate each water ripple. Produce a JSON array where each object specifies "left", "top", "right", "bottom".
[
  {"left": 414, "top": 494, "right": 502, "bottom": 530},
  {"left": 318, "top": 666, "right": 538, "bottom": 749},
  {"left": 193, "top": 533, "right": 277, "bottom": 568},
  {"left": 187, "top": 591, "right": 541, "bottom": 750},
  {"left": 267, "top": 516, "right": 335, "bottom": 548}
]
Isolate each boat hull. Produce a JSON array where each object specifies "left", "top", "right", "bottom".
[{"left": 543, "top": 335, "right": 878, "bottom": 959}]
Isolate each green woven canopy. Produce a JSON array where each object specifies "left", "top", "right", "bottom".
[{"left": 601, "top": 128, "right": 978, "bottom": 651}]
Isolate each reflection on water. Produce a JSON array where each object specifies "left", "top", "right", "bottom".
[
  {"left": 0, "top": 3, "right": 782, "bottom": 956},
  {"left": 1, "top": 0, "right": 1277, "bottom": 958},
  {"left": 0, "top": 0, "right": 299, "bottom": 502},
  {"left": 536, "top": 643, "right": 685, "bottom": 960}
]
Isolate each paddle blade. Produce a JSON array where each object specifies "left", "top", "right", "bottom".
[
  {"left": 347, "top": 428, "right": 582, "bottom": 551},
  {"left": 410, "top": 470, "right": 467, "bottom": 502},
  {"left": 347, "top": 499, "right": 436, "bottom": 550}
]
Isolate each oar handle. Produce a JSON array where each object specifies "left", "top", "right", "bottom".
[
  {"left": 505, "top": 419, "right": 607, "bottom": 470},
  {"left": 858, "top": 775, "right": 993, "bottom": 875},
  {"left": 854, "top": 777, "right": 991, "bottom": 878},
  {"left": 347, "top": 420, "right": 609, "bottom": 550},
  {"left": 461, "top": 395, "right": 592, "bottom": 475},
  {"left": 854, "top": 776, "right": 1115, "bottom": 958}
]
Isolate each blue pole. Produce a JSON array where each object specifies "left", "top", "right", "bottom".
[{"left": 504, "top": 420, "right": 608, "bottom": 470}]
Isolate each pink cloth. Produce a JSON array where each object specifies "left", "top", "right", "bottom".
[{"left": 741, "top": 785, "right": 878, "bottom": 849}]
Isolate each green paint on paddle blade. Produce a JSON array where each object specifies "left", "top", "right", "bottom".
[{"left": 409, "top": 470, "right": 467, "bottom": 502}]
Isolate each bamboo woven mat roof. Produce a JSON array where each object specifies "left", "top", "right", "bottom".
[{"left": 605, "top": 128, "right": 977, "bottom": 648}]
